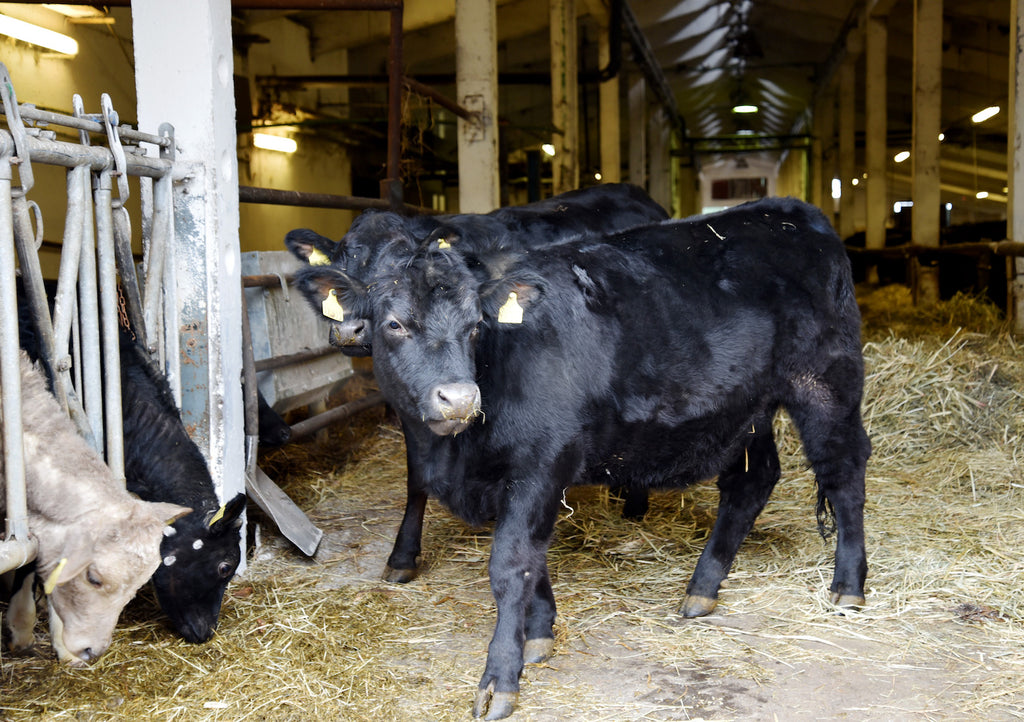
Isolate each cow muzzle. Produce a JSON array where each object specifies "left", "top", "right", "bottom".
[{"left": 426, "top": 383, "right": 481, "bottom": 436}]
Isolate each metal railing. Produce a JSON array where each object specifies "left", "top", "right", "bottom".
[{"left": 0, "top": 63, "right": 177, "bottom": 575}]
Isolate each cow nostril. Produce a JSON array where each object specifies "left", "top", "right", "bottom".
[
  {"left": 81, "top": 647, "right": 94, "bottom": 661},
  {"left": 434, "top": 384, "right": 480, "bottom": 417}
]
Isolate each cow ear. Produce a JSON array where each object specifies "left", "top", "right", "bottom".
[
  {"left": 43, "top": 526, "right": 96, "bottom": 593},
  {"left": 481, "top": 275, "right": 544, "bottom": 325},
  {"left": 284, "top": 229, "right": 337, "bottom": 266},
  {"left": 423, "top": 225, "right": 461, "bottom": 251},
  {"left": 209, "top": 493, "right": 246, "bottom": 534},
  {"left": 293, "top": 267, "right": 365, "bottom": 320}
]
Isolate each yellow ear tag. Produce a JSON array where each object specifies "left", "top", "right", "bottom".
[
  {"left": 436, "top": 238, "right": 451, "bottom": 249},
  {"left": 308, "top": 248, "right": 331, "bottom": 266},
  {"left": 208, "top": 503, "right": 227, "bottom": 527},
  {"left": 321, "top": 289, "right": 345, "bottom": 322},
  {"left": 497, "top": 291, "right": 524, "bottom": 324},
  {"left": 43, "top": 558, "right": 68, "bottom": 595}
]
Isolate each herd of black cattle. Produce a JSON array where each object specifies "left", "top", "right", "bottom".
[{"left": 2, "top": 185, "right": 872, "bottom": 720}]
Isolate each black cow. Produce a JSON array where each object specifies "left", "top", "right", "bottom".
[
  {"left": 119, "top": 333, "right": 245, "bottom": 643},
  {"left": 286, "top": 184, "right": 667, "bottom": 582},
  {"left": 294, "top": 197, "right": 871, "bottom": 719},
  {"left": 284, "top": 182, "right": 668, "bottom": 357},
  {"left": 16, "top": 281, "right": 244, "bottom": 644}
]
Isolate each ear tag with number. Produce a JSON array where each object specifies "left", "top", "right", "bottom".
[
  {"left": 497, "top": 291, "right": 524, "bottom": 324},
  {"left": 436, "top": 237, "right": 451, "bottom": 249},
  {"left": 308, "top": 248, "right": 331, "bottom": 266},
  {"left": 322, "top": 289, "right": 346, "bottom": 322}
]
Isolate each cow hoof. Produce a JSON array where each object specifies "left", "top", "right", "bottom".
[
  {"left": 830, "top": 592, "right": 866, "bottom": 609},
  {"left": 523, "top": 637, "right": 554, "bottom": 664},
  {"left": 680, "top": 594, "right": 718, "bottom": 618},
  {"left": 382, "top": 565, "right": 417, "bottom": 584},
  {"left": 473, "top": 683, "right": 517, "bottom": 720}
]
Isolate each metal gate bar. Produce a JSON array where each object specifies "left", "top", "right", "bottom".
[{"left": 0, "top": 64, "right": 175, "bottom": 575}]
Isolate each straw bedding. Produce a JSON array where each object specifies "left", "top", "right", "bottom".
[{"left": 1, "top": 284, "right": 1022, "bottom": 720}]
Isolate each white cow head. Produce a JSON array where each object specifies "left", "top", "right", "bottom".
[{"left": 41, "top": 499, "right": 190, "bottom": 665}]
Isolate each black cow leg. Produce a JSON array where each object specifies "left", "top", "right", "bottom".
[
  {"left": 620, "top": 487, "right": 649, "bottom": 519},
  {"left": 682, "top": 422, "right": 780, "bottom": 618},
  {"left": 793, "top": 404, "right": 870, "bottom": 609},
  {"left": 523, "top": 567, "right": 556, "bottom": 664},
  {"left": 383, "top": 485, "right": 428, "bottom": 584},
  {"left": 473, "top": 484, "right": 559, "bottom": 720}
]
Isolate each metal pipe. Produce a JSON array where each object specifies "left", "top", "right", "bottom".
[
  {"left": 238, "top": 185, "right": 433, "bottom": 214},
  {"left": 51, "top": 165, "right": 88, "bottom": 373},
  {"left": 11, "top": 194, "right": 67, "bottom": 413},
  {"left": 4, "top": 104, "right": 172, "bottom": 150},
  {"left": 78, "top": 168, "right": 105, "bottom": 451},
  {"left": 144, "top": 172, "right": 173, "bottom": 356},
  {"left": 287, "top": 391, "right": 384, "bottom": 441},
  {"left": 0, "top": 130, "right": 172, "bottom": 178},
  {"left": 243, "top": 273, "right": 294, "bottom": 288},
  {"left": 0, "top": 537, "right": 38, "bottom": 576},
  {"left": 0, "top": 145, "right": 30, "bottom": 545},
  {"left": 94, "top": 171, "right": 125, "bottom": 482},
  {"left": 113, "top": 206, "right": 147, "bottom": 344},
  {"left": 254, "top": 346, "right": 340, "bottom": 373},
  {"left": 404, "top": 77, "right": 474, "bottom": 122}
]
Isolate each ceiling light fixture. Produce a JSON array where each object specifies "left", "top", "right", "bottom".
[
  {"left": 541, "top": 143, "right": 555, "bottom": 157},
  {"left": 731, "top": 103, "right": 758, "bottom": 114},
  {"left": 971, "top": 106, "right": 1000, "bottom": 123},
  {"left": 253, "top": 133, "right": 297, "bottom": 153},
  {"left": 894, "top": 150, "right": 910, "bottom": 163},
  {"left": 0, "top": 13, "right": 77, "bottom": 55}
]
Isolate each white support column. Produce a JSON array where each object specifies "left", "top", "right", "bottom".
[
  {"left": 598, "top": 13, "right": 621, "bottom": 184},
  {"left": 838, "top": 56, "right": 856, "bottom": 240},
  {"left": 551, "top": 0, "right": 579, "bottom": 194},
  {"left": 456, "top": 0, "right": 500, "bottom": 212},
  {"left": 912, "top": 0, "right": 943, "bottom": 305},
  {"left": 628, "top": 72, "right": 646, "bottom": 188},
  {"left": 1010, "top": 0, "right": 1024, "bottom": 332},
  {"left": 132, "top": 0, "right": 244, "bottom": 510},
  {"left": 865, "top": 9, "right": 889, "bottom": 284}
]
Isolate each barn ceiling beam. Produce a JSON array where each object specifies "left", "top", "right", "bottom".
[{"left": 621, "top": 0, "right": 687, "bottom": 141}]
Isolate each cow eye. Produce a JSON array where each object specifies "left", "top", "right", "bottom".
[
  {"left": 217, "top": 561, "right": 234, "bottom": 579},
  {"left": 86, "top": 569, "right": 103, "bottom": 588}
]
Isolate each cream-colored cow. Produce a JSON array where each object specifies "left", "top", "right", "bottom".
[{"left": 1, "top": 351, "right": 189, "bottom": 665}]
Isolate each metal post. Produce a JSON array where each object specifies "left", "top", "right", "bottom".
[
  {"left": 0, "top": 145, "right": 29, "bottom": 544},
  {"left": 94, "top": 169, "right": 125, "bottom": 481}
]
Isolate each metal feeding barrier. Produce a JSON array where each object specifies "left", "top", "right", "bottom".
[{"left": 0, "top": 63, "right": 176, "bottom": 575}]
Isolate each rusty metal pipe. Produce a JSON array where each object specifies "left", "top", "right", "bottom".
[{"left": 404, "top": 77, "right": 474, "bottom": 122}]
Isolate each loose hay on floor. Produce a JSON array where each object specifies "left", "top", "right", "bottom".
[{"left": 2, "top": 285, "right": 1023, "bottom": 720}]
